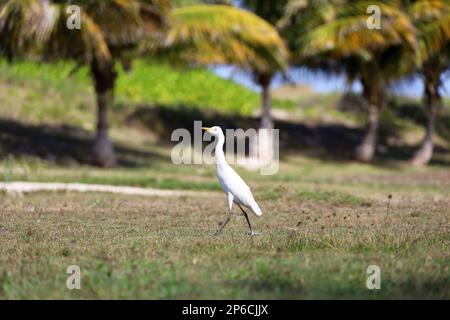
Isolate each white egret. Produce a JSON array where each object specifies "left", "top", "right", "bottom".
[{"left": 202, "top": 126, "right": 262, "bottom": 236}]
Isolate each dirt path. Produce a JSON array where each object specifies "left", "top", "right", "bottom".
[{"left": 0, "top": 181, "right": 217, "bottom": 197}]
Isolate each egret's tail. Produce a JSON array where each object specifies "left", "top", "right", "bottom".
[{"left": 251, "top": 202, "right": 262, "bottom": 217}]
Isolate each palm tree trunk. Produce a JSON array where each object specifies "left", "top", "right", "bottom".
[
  {"left": 258, "top": 73, "right": 273, "bottom": 130},
  {"left": 90, "top": 61, "right": 117, "bottom": 167},
  {"left": 410, "top": 75, "right": 440, "bottom": 166},
  {"left": 249, "top": 72, "right": 274, "bottom": 165},
  {"left": 354, "top": 81, "right": 384, "bottom": 162}
]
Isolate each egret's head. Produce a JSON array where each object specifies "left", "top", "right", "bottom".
[{"left": 202, "top": 126, "right": 224, "bottom": 139}]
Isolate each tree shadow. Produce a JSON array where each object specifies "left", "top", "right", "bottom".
[
  {"left": 377, "top": 100, "right": 450, "bottom": 166},
  {"left": 1, "top": 102, "right": 448, "bottom": 168},
  {"left": 127, "top": 105, "right": 428, "bottom": 167},
  {"left": 127, "top": 104, "right": 361, "bottom": 158},
  {"left": 0, "top": 118, "right": 166, "bottom": 167},
  {"left": 376, "top": 144, "right": 450, "bottom": 166},
  {"left": 128, "top": 103, "right": 437, "bottom": 167}
]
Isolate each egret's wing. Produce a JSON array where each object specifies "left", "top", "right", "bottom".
[
  {"left": 222, "top": 164, "right": 250, "bottom": 191},
  {"left": 217, "top": 163, "right": 262, "bottom": 216},
  {"left": 219, "top": 165, "right": 253, "bottom": 199}
]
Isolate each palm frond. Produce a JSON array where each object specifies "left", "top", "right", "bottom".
[
  {"left": 43, "top": 3, "right": 111, "bottom": 66},
  {"left": 1, "top": 0, "right": 168, "bottom": 66},
  {"left": 409, "top": 0, "right": 450, "bottom": 60},
  {"left": 159, "top": 4, "right": 289, "bottom": 73},
  {"left": 298, "top": 1, "right": 416, "bottom": 60},
  {"left": 67, "top": 0, "right": 166, "bottom": 47},
  {"left": 0, "top": 0, "right": 52, "bottom": 59}
]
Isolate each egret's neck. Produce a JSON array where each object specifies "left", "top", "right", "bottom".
[{"left": 215, "top": 135, "right": 226, "bottom": 166}]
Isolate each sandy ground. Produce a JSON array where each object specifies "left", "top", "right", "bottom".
[{"left": 0, "top": 181, "right": 217, "bottom": 197}]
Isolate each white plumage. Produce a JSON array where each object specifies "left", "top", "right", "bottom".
[
  {"left": 202, "top": 126, "right": 261, "bottom": 236},
  {"left": 216, "top": 163, "right": 262, "bottom": 216}
]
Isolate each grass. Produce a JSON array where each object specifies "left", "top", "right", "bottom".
[
  {"left": 0, "top": 151, "right": 449, "bottom": 299},
  {"left": 0, "top": 58, "right": 449, "bottom": 299},
  {"left": 0, "top": 172, "right": 448, "bottom": 299},
  {"left": 297, "top": 189, "right": 366, "bottom": 206},
  {"left": 0, "top": 59, "right": 296, "bottom": 124}
]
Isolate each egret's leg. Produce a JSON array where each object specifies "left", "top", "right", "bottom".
[
  {"left": 213, "top": 211, "right": 232, "bottom": 236},
  {"left": 213, "top": 193, "right": 234, "bottom": 236},
  {"left": 238, "top": 205, "right": 258, "bottom": 236}
]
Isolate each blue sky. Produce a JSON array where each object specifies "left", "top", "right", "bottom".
[{"left": 212, "top": 66, "right": 450, "bottom": 98}]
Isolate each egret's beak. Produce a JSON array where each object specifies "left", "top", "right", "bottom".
[{"left": 202, "top": 127, "right": 211, "bottom": 132}]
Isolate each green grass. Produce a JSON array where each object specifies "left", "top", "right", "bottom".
[
  {"left": 297, "top": 189, "right": 365, "bottom": 206},
  {"left": 0, "top": 58, "right": 449, "bottom": 299},
  {"left": 0, "top": 181, "right": 448, "bottom": 299},
  {"left": 115, "top": 60, "right": 260, "bottom": 114},
  {"left": 0, "top": 149, "right": 448, "bottom": 299},
  {"left": 0, "top": 59, "right": 296, "bottom": 123}
]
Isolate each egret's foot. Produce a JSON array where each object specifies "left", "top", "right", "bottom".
[
  {"left": 247, "top": 230, "right": 260, "bottom": 236},
  {"left": 213, "top": 229, "right": 223, "bottom": 237}
]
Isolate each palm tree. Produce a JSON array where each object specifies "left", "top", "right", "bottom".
[
  {"left": 286, "top": 0, "right": 416, "bottom": 162},
  {"left": 407, "top": 0, "right": 450, "bottom": 165},
  {"left": 0, "top": 0, "right": 168, "bottom": 167},
  {"left": 0, "top": 0, "right": 51, "bottom": 60},
  {"left": 240, "top": 0, "right": 290, "bottom": 130},
  {"left": 155, "top": 3, "right": 289, "bottom": 165},
  {"left": 157, "top": 4, "right": 289, "bottom": 130},
  {"left": 2, "top": 1, "right": 289, "bottom": 165},
  {"left": 166, "top": 0, "right": 290, "bottom": 131}
]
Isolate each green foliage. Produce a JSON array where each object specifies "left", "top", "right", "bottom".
[
  {"left": 0, "top": 0, "right": 168, "bottom": 66},
  {"left": 408, "top": 0, "right": 450, "bottom": 61},
  {"left": 295, "top": 1, "right": 416, "bottom": 61},
  {"left": 0, "top": 59, "right": 261, "bottom": 117},
  {"left": 115, "top": 60, "right": 260, "bottom": 114},
  {"left": 158, "top": 4, "right": 289, "bottom": 73}
]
